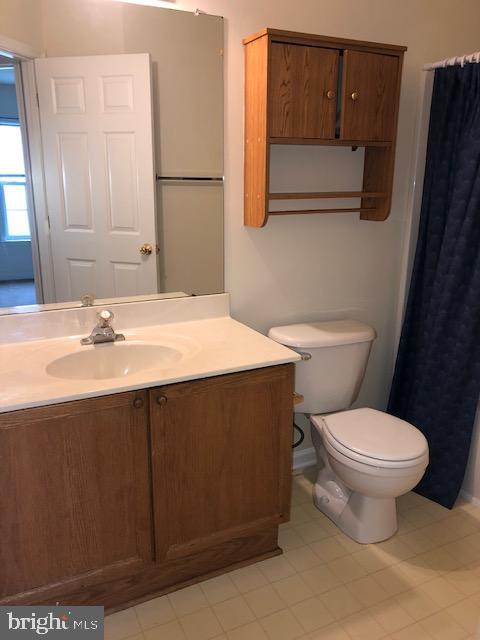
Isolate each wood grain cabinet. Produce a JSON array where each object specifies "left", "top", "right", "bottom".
[
  {"left": 0, "top": 364, "right": 294, "bottom": 611},
  {"left": 269, "top": 43, "right": 339, "bottom": 139},
  {"left": 340, "top": 50, "right": 399, "bottom": 142},
  {"left": 150, "top": 367, "right": 293, "bottom": 563},
  {"left": 243, "top": 29, "right": 407, "bottom": 226},
  {"left": 0, "top": 391, "right": 153, "bottom": 600}
]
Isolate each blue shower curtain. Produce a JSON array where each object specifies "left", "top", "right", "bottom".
[{"left": 388, "top": 62, "right": 480, "bottom": 509}]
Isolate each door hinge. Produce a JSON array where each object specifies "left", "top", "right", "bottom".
[
  {"left": 36, "top": 92, "right": 39, "bottom": 107},
  {"left": 46, "top": 215, "right": 51, "bottom": 231}
]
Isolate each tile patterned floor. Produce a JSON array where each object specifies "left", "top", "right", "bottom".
[{"left": 105, "top": 467, "right": 480, "bottom": 640}]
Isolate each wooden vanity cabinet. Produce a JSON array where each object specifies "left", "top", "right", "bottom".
[
  {"left": 0, "top": 364, "right": 294, "bottom": 611},
  {"left": 0, "top": 390, "right": 153, "bottom": 599},
  {"left": 150, "top": 366, "right": 293, "bottom": 563}
]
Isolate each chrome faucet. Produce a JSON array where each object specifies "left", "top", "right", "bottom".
[{"left": 80, "top": 310, "right": 125, "bottom": 345}]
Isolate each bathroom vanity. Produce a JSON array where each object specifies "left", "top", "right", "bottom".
[{"left": 0, "top": 295, "right": 298, "bottom": 611}]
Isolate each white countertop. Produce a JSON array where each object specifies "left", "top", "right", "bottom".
[{"left": 0, "top": 295, "right": 299, "bottom": 413}]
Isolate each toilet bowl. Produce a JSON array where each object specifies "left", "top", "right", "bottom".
[
  {"left": 268, "top": 319, "right": 429, "bottom": 544},
  {"left": 311, "top": 408, "right": 428, "bottom": 543}
]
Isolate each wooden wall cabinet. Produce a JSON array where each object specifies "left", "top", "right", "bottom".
[
  {"left": 269, "top": 43, "right": 339, "bottom": 140},
  {"left": 243, "top": 29, "right": 407, "bottom": 227},
  {"left": 0, "top": 364, "right": 294, "bottom": 612}
]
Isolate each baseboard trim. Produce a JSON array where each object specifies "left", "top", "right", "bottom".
[
  {"left": 459, "top": 489, "right": 480, "bottom": 507},
  {"left": 293, "top": 447, "right": 316, "bottom": 471}
]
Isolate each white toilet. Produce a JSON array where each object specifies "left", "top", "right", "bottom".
[{"left": 268, "top": 319, "right": 429, "bottom": 544}]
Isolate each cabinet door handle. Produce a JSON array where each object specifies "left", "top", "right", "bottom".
[
  {"left": 156, "top": 395, "right": 168, "bottom": 406},
  {"left": 350, "top": 92, "right": 359, "bottom": 101},
  {"left": 133, "top": 397, "right": 144, "bottom": 409},
  {"left": 326, "top": 90, "right": 336, "bottom": 100}
]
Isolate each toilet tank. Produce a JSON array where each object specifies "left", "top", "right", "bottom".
[{"left": 268, "top": 320, "right": 376, "bottom": 415}]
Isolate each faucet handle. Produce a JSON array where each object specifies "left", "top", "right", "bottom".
[{"left": 97, "top": 309, "right": 114, "bottom": 328}]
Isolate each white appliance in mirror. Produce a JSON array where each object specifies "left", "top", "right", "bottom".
[{"left": 0, "top": 2, "right": 224, "bottom": 314}]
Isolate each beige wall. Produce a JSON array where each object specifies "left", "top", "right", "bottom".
[
  {"left": 41, "top": 0, "right": 125, "bottom": 55},
  {"left": 38, "top": 0, "right": 224, "bottom": 178},
  {"left": 0, "top": 0, "right": 43, "bottom": 53}
]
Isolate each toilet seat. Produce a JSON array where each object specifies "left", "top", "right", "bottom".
[
  {"left": 312, "top": 408, "right": 429, "bottom": 470},
  {"left": 322, "top": 431, "right": 429, "bottom": 472}
]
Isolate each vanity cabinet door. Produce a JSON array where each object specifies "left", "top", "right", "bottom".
[
  {"left": 269, "top": 43, "right": 338, "bottom": 139},
  {"left": 0, "top": 391, "right": 153, "bottom": 601},
  {"left": 340, "top": 50, "right": 399, "bottom": 142},
  {"left": 149, "top": 365, "right": 294, "bottom": 562}
]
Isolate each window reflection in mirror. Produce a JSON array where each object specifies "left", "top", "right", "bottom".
[{"left": 0, "top": 64, "right": 37, "bottom": 309}]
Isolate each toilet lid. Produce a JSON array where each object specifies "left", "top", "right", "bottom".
[{"left": 322, "top": 408, "right": 428, "bottom": 463}]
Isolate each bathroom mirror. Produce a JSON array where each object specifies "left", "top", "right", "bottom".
[{"left": 0, "top": 0, "right": 224, "bottom": 314}]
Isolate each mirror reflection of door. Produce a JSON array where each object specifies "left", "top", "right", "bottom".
[
  {"left": 0, "top": 60, "right": 38, "bottom": 308},
  {"left": 0, "top": 4, "right": 224, "bottom": 313},
  {"left": 35, "top": 53, "right": 158, "bottom": 302}
]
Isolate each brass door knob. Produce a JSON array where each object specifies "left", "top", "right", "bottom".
[
  {"left": 350, "top": 92, "right": 359, "bottom": 101},
  {"left": 326, "top": 90, "right": 336, "bottom": 100},
  {"left": 156, "top": 395, "right": 167, "bottom": 406},
  {"left": 140, "top": 243, "right": 153, "bottom": 256},
  {"left": 133, "top": 397, "right": 144, "bottom": 409}
]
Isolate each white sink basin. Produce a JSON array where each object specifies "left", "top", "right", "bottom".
[{"left": 46, "top": 342, "right": 183, "bottom": 380}]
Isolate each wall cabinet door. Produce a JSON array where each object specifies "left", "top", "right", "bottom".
[
  {"left": 0, "top": 391, "right": 152, "bottom": 600},
  {"left": 269, "top": 43, "right": 338, "bottom": 139},
  {"left": 340, "top": 50, "right": 398, "bottom": 142},
  {"left": 150, "top": 365, "right": 294, "bottom": 562}
]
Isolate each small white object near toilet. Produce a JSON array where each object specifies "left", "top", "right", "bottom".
[{"left": 268, "top": 320, "right": 429, "bottom": 544}]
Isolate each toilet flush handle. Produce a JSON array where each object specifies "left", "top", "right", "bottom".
[{"left": 298, "top": 352, "right": 312, "bottom": 361}]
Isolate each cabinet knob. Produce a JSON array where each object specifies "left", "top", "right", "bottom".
[
  {"left": 350, "top": 92, "right": 359, "bottom": 101},
  {"left": 156, "top": 395, "right": 168, "bottom": 406},
  {"left": 326, "top": 90, "right": 336, "bottom": 100},
  {"left": 133, "top": 397, "right": 144, "bottom": 409}
]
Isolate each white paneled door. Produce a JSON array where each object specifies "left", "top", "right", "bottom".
[{"left": 35, "top": 54, "right": 158, "bottom": 302}]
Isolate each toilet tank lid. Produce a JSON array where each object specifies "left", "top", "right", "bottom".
[{"left": 268, "top": 320, "right": 376, "bottom": 348}]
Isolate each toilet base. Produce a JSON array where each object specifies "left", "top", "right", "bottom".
[
  {"left": 313, "top": 483, "right": 398, "bottom": 544},
  {"left": 311, "top": 428, "right": 398, "bottom": 544}
]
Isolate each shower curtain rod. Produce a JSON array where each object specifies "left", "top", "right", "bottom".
[{"left": 424, "top": 50, "right": 480, "bottom": 70}]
